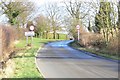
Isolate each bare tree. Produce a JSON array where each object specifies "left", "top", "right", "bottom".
[
  {"left": 64, "top": 0, "right": 91, "bottom": 23},
  {"left": 45, "top": 2, "right": 61, "bottom": 39},
  {"left": 63, "top": 0, "right": 90, "bottom": 39},
  {"left": 35, "top": 15, "right": 50, "bottom": 39}
]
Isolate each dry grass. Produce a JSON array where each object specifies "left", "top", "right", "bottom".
[{"left": 2, "top": 59, "right": 15, "bottom": 78}]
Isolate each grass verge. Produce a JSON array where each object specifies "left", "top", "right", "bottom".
[
  {"left": 11, "top": 38, "right": 62, "bottom": 78},
  {"left": 69, "top": 41, "right": 119, "bottom": 60}
]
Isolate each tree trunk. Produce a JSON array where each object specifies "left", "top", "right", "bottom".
[
  {"left": 53, "top": 30, "right": 56, "bottom": 39},
  {"left": 46, "top": 31, "right": 48, "bottom": 39},
  {"left": 57, "top": 33, "right": 59, "bottom": 39},
  {"left": 103, "top": 30, "right": 106, "bottom": 40}
]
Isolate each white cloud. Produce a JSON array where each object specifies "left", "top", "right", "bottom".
[
  {"left": 35, "top": 0, "right": 65, "bottom": 5},
  {"left": 44, "top": 0, "right": 64, "bottom": 3},
  {"left": 34, "top": 0, "right": 45, "bottom": 5}
]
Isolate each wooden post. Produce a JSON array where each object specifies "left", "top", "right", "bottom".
[
  {"left": 76, "top": 25, "right": 80, "bottom": 41},
  {"left": 77, "top": 29, "right": 80, "bottom": 41},
  {"left": 26, "top": 36, "right": 28, "bottom": 46},
  {"left": 31, "top": 36, "right": 33, "bottom": 46}
]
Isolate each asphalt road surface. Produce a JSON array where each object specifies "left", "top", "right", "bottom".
[{"left": 36, "top": 40, "right": 118, "bottom": 78}]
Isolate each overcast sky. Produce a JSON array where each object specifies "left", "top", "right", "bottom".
[
  {"left": 0, "top": 0, "right": 118, "bottom": 24},
  {"left": 32, "top": 0, "right": 118, "bottom": 5}
]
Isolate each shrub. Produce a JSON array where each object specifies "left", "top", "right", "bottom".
[
  {"left": 0, "top": 24, "right": 27, "bottom": 61},
  {"left": 0, "top": 24, "right": 27, "bottom": 77},
  {"left": 79, "top": 32, "right": 106, "bottom": 48},
  {"left": 16, "top": 28, "right": 27, "bottom": 40},
  {"left": 106, "top": 36, "right": 118, "bottom": 56},
  {"left": 89, "top": 34, "right": 107, "bottom": 49},
  {"left": 78, "top": 30, "right": 119, "bottom": 57},
  {"left": 0, "top": 25, "right": 18, "bottom": 62}
]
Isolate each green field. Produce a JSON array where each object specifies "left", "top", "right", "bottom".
[{"left": 12, "top": 38, "right": 63, "bottom": 78}]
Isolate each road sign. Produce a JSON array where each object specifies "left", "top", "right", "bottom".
[
  {"left": 25, "top": 31, "right": 35, "bottom": 46},
  {"left": 30, "top": 26, "right": 34, "bottom": 31},
  {"left": 76, "top": 25, "right": 80, "bottom": 41},
  {"left": 76, "top": 25, "right": 80, "bottom": 30},
  {"left": 25, "top": 31, "right": 35, "bottom": 37}
]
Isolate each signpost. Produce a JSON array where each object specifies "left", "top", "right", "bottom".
[
  {"left": 30, "top": 26, "right": 34, "bottom": 31},
  {"left": 25, "top": 31, "right": 35, "bottom": 37},
  {"left": 25, "top": 25, "right": 35, "bottom": 46},
  {"left": 76, "top": 25, "right": 80, "bottom": 41}
]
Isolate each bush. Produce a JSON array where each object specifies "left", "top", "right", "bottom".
[
  {"left": 79, "top": 32, "right": 106, "bottom": 48},
  {"left": 78, "top": 30, "right": 119, "bottom": 57},
  {"left": 0, "top": 24, "right": 27, "bottom": 77},
  {"left": 0, "top": 24, "right": 27, "bottom": 60},
  {"left": 16, "top": 28, "right": 27, "bottom": 40},
  {"left": 89, "top": 34, "right": 107, "bottom": 49},
  {"left": 106, "top": 36, "right": 118, "bottom": 56},
  {"left": 0, "top": 24, "right": 23, "bottom": 63}
]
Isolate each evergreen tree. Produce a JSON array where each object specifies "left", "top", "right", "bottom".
[
  {"left": 95, "top": 2, "right": 112, "bottom": 41},
  {"left": 117, "top": 1, "right": 120, "bottom": 29}
]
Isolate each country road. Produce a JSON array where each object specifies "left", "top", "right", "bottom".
[{"left": 36, "top": 40, "right": 118, "bottom": 78}]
